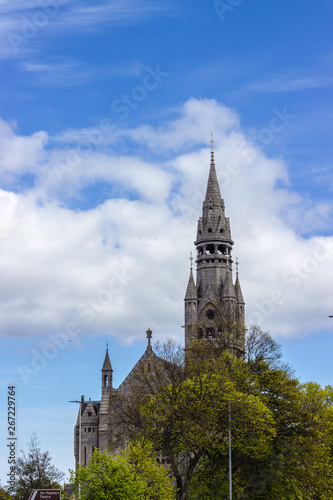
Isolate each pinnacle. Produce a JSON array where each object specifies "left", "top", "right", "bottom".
[
  {"left": 102, "top": 349, "right": 112, "bottom": 371},
  {"left": 204, "top": 148, "right": 223, "bottom": 211},
  {"left": 222, "top": 267, "right": 236, "bottom": 300},
  {"left": 185, "top": 268, "right": 197, "bottom": 300},
  {"left": 235, "top": 273, "right": 245, "bottom": 304}
]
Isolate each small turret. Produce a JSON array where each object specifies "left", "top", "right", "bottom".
[
  {"left": 184, "top": 254, "right": 198, "bottom": 349},
  {"left": 234, "top": 258, "right": 245, "bottom": 323},
  {"left": 99, "top": 343, "right": 113, "bottom": 453},
  {"left": 101, "top": 343, "right": 113, "bottom": 394}
]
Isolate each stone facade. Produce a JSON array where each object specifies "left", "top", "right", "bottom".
[
  {"left": 74, "top": 145, "right": 245, "bottom": 466},
  {"left": 74, "top": 335, "right": 156, "bottom": 466}
]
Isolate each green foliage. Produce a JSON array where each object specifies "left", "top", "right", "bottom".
[
  {"left": 11, "top": 434, "right": 64, "bottom": 500},
  {"left": 111, "top": 326, "right": 333, "bottom": 499},
  {"left": 0, "top": 486, "right": 12, "bottom": 500},
  {"left": 187, "top": 348, "right": 333, "bottom": 500},
  {"left": 70, "top": 441, "right": 175, "bottom": 500}
]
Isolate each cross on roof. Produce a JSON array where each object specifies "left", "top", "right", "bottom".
[
  {"left": 189, "top": 251, "right": 193, "bottom": 270},
  {"left": 146, "top": 328, "right": 152, "bottom": 347}
]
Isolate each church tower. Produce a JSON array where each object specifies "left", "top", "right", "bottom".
[
  {"left": 184, "top": 137, "right": 245, "bottom": 355},
  {"left": 99, "top": 344, "right": 113, "bottom": 452}
]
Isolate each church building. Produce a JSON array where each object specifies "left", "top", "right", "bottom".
[{"left": 74, "top": 140, "right": 245, "bottom": 467}]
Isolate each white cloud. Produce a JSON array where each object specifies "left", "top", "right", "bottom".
[
  {"left": 0, "top": 0, "right": 174, "bottom": 60},
  {"left": 244, "top": 74, "right": 333, "bottom": 93},
  {"left": 0, "top": 98, "right": 332, "bottom": 343},
  {"left": 0, "top": 119, "right": 48, "bottom": 176}
]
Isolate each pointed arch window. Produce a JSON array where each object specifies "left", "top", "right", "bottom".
[{"left": 104, "top": 375, "right": 109, "bottom": 388}]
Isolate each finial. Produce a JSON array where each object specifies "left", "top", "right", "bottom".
[
  {"left": 210, "top": 132, "right": 214, "bottom": 151},
  {"left": 189, "top": 251, "right": 193, "bottom": 270},
  {"left": 236, "top": 257, "right": 239, "bottom": 274},
  {"left": 226, "top": 249, "right": 230, "bottom": 267},
  {"left": 106, "top": 339, "right": 108, "bottom": 352},
  {"left": 146, "top": 328, "right": 152, "bottom": 348}
]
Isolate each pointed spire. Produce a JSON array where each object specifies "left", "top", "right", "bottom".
[
  {"left": 204, "top": 134, "right": 223, "bottom": 208},
  {"left": 102, "top": 344, "right": 112, "bottom": 371},
  {"left": 222, "top": 267, "right": 236, "bottom": 299},
  {"left": 234, "top": 257, "right": 245, "bottom": 304},
  {"left": 185, "top": 266, "right": 197, "bottom": 300},
  {"left": 222, "top": 254, "right": 236, "bottom": 299}
]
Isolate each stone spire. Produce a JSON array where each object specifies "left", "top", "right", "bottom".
[
  {"left": 102, "top": 343, "right": 112, "bottom": 371},
  {"left": 101, "top": 343, "right": 113, "bottom": 392},
  {"left": 222, "top": 266, "right": 236, "bottom": 300},
  {"left": 234, "top": 258, "right": 245, "bottom": 305},
  {"left": 185, "top": 253, "right": 197, "bottom": 300},
  {"left": 204, "top": 138, "right": 223, "bottom": 209},
  {"left": 222, "top": 253, "right": 236, "bottom": 300},
  {"left": 185, "top": 268, "right": 197, "bottom": 300},
  {"left": 195, "top": 136, "right": 234, "bottom": 300},
  {"left": 184, "top": 136, "right": 245, "bottom": 350}
]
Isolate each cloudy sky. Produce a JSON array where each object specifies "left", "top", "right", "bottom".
[{"left": 0, "top": 0, "right": 333, "bottom": 485}]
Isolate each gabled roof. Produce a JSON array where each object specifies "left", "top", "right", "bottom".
[
  {"left": 117, "top": 347, "right": 157, "bottom": 394},
  {"left": 203, "top": 282, "right": 216, "bottom": 300}
]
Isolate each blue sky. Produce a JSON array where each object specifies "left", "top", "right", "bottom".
[{"left": 0, "top": 0, "right": 333, "bottom": 486}]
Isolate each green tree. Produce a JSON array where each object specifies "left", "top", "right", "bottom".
[
  {"left": 12, "top": 434, "right": 64, "bottom": 500},
  {"left": 0, "top": 486, "right": 12, "bottom": 500},
  {"left": 112, "top": 336, "right": 276, "bottom": 500},
  {"left": 70, "top": 441, "right": 175, "bottom": 500},
  {"left": 188, "top": 349, "right": 333, "bottom": 499},
  {"left": 142, "top": 357, "right": 275, "bottom": 500},
  {"left": 111, "top": 327, "right": 333, "bottom": 500}
]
